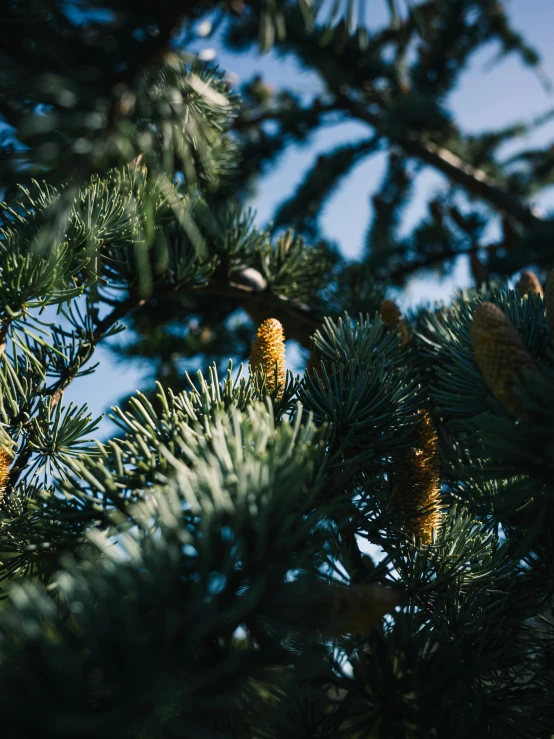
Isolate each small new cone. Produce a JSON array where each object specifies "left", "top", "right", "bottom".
[
  {"left": 392, "top": 411, "right": 442, "bottom": 545},
  {"left": 379, "top": 299, "right": 409, "bottom": 346},
  {"left": 471, "top": 302, "right": 535, "bottom": 417},
  {"left": 0, "top": 447, "right": 11, "bottom": 502},
  {"left": 249, "top": 318, "right": 286, "bottom": 400},
  {"left": 545, "top": 269, "right": 554, "bottom": 340},
  {"left": 516, "top": 270, "right": 543, "bottom": 299}
]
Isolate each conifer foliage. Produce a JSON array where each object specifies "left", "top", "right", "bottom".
[{"left": 0, "top": 2, "right": 553, "bottom": 738}]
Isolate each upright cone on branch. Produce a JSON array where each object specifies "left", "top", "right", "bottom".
[
  {"left": 380, "top": 299, "right": 409, "bottom": 346},
  {"left": 249, "top": 318, "right": 286, "bottom": 400},
  {"left": 392, "top": 411, "right": 442, "bottom": 545},
  {"left": 0, "top": 447, "right": 11, "bottom": 502},
  {"left": 516, "top": 270, "right": 543, "bottom": 299},
  {"left": 471, "top": 302, "right": 535, "bottom": 417}
]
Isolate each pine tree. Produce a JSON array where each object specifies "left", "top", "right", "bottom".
[{"left": 0, "top": 2, "right": 553, "bottom": 738}]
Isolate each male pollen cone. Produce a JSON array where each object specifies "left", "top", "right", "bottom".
[
  {"left": 545, "top": 269, "right": 554, "bottom": 340},
  {"left": 380, "top": 299, "right": 409, "bottom": 346},
  {"left": 249, "top": 318, "right": 286, "bottom": 400},
  {"left": 392, "top": 411, "right": 441, "bottom": 545},
  {"left": 471, "top": 302, "right": 535, "bottom": 417},
  {"left": 516, "top": 270, "right": 543, "bottom": 299},
  {"left": 0, "top": 447, "right": 11, "bottom": 502}
]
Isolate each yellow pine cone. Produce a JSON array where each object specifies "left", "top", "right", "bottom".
[
  {"left": 380, "top": 299, "right": 409, "bottom": 346},
  {"left": 516, "top": 270, "right": 543, "bottom": 299},
  {"left": 545, "top": 269, "right": 554, "bottom": 340},
  {"left": 249, "top": 318, "right": 286, "bottom": 400},
  {"left": 0, "top": 447, "right": 11, "bottom": 502},
  {"left": 392, "top": 411, "right": 442, "bottom": 545},
  {"left": 415, "top": 409, "right": 439, "bottom": 464},
  {"left": 471, "top": 302, "right": 535, "bottom": 417}
]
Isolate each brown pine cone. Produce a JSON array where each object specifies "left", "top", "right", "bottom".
[{"left": 471, "top": 302, "right": 535, "bottom": 417}]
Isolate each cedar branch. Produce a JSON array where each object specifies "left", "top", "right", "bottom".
[
  {"left": 5, "top": 281, "right": 318, "bottom": 495},
  {"left": 340, "top": 97, "right": 541, "bottom": 228},
  {"left": 6, "top": 293, "right": 146, "bottom": 493}
]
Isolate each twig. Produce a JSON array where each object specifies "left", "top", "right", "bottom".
[
  {"left": 47, "top": 295, "right": 148, "bottom": 410},
  {"left": 233, "top": 101, "right": 342, "bottom": 132},
  {"left": 386, "top": 241, "right": 504, "bottom": 282},
  {"left": 196, "top": 282, "right": 321, "bottom": 348},
  {"left": 92, "top": 295, "right": 147, "bottom": 344},
  {"left": 0, "top": 318, "right": 13, "bottom": 359}
]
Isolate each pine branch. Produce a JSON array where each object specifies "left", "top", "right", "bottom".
[
  {"left": 91, "top": 294, "right": 147, "bottom": 345},
  {"left": 49, "top": 295, "right": 149, "bottom": 409},
  {"left": 341, "top": 96, "right": 541, "bottom": 228},
  {"left": 0, "top": 317, "right": 13, "bottom": 359},
  {"left": 105, "top": 6, "right": 193, "bottom": 133},
  {"left": 233, "top": 101, "right": 342, "bottom": 131},
  {"left": 196, "top": 281, "right": 320, "bottom": 348},
  {"left": 387, "top": 241, "right": 503, "bottom": 282},
  {"left": 6, "top": 293, "right": 147, "bottom": 493},
  {"left": 233, "top": 90, "right": 540, "bottom": 229},
  {"left": 5, "top": 276, "right": 319, "bottom": 495}
]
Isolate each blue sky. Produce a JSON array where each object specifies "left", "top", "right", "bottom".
[{"left": 63, "top": 0, "right": 554, "bottom": 438}]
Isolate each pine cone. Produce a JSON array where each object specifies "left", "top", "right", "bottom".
[
  {"left": 249, "top": 318, "right": 286, "bottom": 400},
  {"left": 0, "top": 447, "right": 11, "bottom": 502},
  {"left": 392, "top": 411, "right": 441, "bottom": 545},
  {"left": 471, "top": 302, "right": 535, "bottom": 416},
  {"left": 516, "top": 270, "right": 543, "bottom": 299},
  {"left": 380, "top": 299, "right": 409, "bottom": 346},
  {"left": 415, "top": 409, "right": 439, "bottom": 464},
  {"left": 544, "top": 269, "right": 554, "bottom": 340}
]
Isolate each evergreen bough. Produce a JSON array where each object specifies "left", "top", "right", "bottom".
[{"left": 0, "top": 2, "right": 552, "bottom": 738}]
